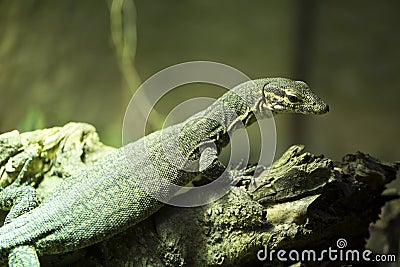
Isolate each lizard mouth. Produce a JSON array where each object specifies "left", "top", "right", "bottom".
[{"left": 264, "top": 102, "right": 329, "bottom": 115}]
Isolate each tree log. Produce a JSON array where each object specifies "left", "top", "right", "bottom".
[{"left": 0, "top": 122, "right": 398, "bottom": 266}]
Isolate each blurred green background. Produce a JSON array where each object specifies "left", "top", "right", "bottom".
[{"left": 0, "top": 0, "right": 399, "bottom": 162}]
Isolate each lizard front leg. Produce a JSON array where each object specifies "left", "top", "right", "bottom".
[
  {"left": 0, "top": 152, "right": 39, "bottom": 223},
  {"left": 1, "top": 186, "right": 40, "bottom": 267},
  {"left": 198, "top": 144, "right": 261, "bottom": 187},
  {"left": 0, "top": 153, "right": 40, "bottom": 267}
]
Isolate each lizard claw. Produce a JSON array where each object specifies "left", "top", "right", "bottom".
[{"left": 227, "top": 163, "right": 267, "bottom": 191}]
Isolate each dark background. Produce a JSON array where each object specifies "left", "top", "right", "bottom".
[{"left": 1, "top": 1, "right": 399, "bottom": 162}]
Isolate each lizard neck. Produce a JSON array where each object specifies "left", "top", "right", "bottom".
[{"left": 179, "top": 87, "right": 264, "bottom": 159}]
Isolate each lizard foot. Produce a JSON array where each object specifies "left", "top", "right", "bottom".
[
  {"left": 0, "top": 152, "right": 38, "bottom": 224},
  {"left": 228, "top": 163, "right": 266, "bottom": 190}
]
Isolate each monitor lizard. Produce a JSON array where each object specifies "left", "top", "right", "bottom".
[{"left": 0, "top": 78, "right": 329, "bottom": 266}]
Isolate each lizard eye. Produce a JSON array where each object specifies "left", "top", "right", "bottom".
[{"left": 287, "top": 94, "right": 301, "bottom": 103}]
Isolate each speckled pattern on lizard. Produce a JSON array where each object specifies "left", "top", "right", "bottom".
[{"left": 0, "top": 78, "right": 329, "bottom": 266}]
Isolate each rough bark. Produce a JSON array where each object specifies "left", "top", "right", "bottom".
[{"left": 0, "top": 122, "right": 398, "bottom": 266}]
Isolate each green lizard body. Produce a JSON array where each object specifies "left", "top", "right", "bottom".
[{"left": 0, "top": 78, "right": 328, "bottom": 266}]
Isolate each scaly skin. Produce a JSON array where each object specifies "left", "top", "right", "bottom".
[{"left": 0, "top": 78, "right": 328, "bottom": 266}]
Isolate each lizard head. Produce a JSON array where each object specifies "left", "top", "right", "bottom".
[{"left": 253, "top": 78, "right": 329, "bottom": 116}]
